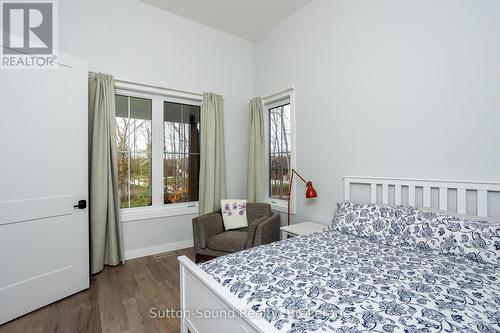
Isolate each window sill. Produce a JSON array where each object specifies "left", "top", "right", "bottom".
[
  {"left": 267, "top": 198, "right": 295, "bottom": 215},
  {"left": 121, "top": 203, "right": 199, "bottom": 222}
]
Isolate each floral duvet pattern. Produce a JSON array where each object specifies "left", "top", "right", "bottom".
[{"left": 201, "top": 230, "right": 499, "bottom": 333}]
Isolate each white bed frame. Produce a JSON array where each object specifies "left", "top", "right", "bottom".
[{"left": 178, "top": 176, "right": 500, "bottom": 333}]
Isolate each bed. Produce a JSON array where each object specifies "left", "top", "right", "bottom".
[{"left": 178, "top": 177, "right": 500, "bottom": 333}]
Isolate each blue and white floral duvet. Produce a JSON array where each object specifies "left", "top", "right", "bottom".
[{"left": 201, "top": 229, "right": 499, "bottom": 333}]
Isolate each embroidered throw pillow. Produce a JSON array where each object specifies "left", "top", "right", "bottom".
[{"left": 221, "top": 200, "right": 248, "bottom": 230}]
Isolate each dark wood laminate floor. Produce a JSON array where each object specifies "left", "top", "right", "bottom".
[{"left": 0, "top": 248, "right": 195, "bottom": 333}]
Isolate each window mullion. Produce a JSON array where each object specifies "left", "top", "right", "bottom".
[
  {"left": 151, "top": 97, "right": 164, "bottom": 206},
  {"left": 127, "top": 96, "right": 131, "bottom": 208}
]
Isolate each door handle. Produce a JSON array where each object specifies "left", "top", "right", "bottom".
[{"left": 73, "top": 200, "right": 87, "bottom": 209}]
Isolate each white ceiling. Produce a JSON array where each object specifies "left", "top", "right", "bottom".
[{"left": 140, "top": 0, "right": 311, "bottom": 41}]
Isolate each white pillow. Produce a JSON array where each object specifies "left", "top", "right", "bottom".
[{"left": 221, "top": 200, "right": 248, "bottom": 230}]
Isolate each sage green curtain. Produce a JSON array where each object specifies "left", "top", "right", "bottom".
[
  {"left": 199, "top": 92, "right": 227, "bottom": 214},
  {"left": 247, "top": 97, "right": 266, "bottom": 202},
  {"left": 88, "top": 72, "right": 124, "bottom": 274}
]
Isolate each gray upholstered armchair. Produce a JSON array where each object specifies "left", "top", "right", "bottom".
[{"left": 192, "top": 203, "right": 280, "bottom": 263}]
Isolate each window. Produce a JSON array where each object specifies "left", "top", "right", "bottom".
[
  {"left": 269, "top": 103, "right": 291, "bottom": 200},
  {"left": 116, "top": 95, "right": 153, "bottom": 208},
  {"left": 114, "top": 82, "right": 202, "bottom": 220},
  {"left": 263, "top": 87, "right": 295, "bottom": 213},
  {"left": 164, "top": 102, "right": 200, "bottom": 204}
]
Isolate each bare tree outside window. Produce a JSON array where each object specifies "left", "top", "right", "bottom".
[
  {"left": 269, "top": 103, "right": 291, "bottom": 200},
  {"left": 115, "top": 95, "right": 152, "bottom": 208},
  {"left": 164, "top": 102, "right": 200, "bottom": 204}
]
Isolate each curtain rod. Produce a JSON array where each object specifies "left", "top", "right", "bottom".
[
  {"left": 250, "top": 86, "right": 295, "bottom": 104},
  {"left": 262, "top": 86, "right": 294, "bottom": 101},
  {"left": 114, "top": 79, "right": 204, "bottom": 98}
]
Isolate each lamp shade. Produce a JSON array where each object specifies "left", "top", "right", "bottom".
[{"left": 305, "top": 181, "right": 318, "bottom": 198}]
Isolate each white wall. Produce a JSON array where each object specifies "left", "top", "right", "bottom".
[
  {"left": 254, "top": 0, "right": 500, "bottom": 224},
  {"left": 58, "top": 0, "right": 253, "bottom": 256}
]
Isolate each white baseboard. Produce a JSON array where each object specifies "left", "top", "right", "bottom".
[{"left": 124, "top": 239, "right": 194, "bottom": 260}]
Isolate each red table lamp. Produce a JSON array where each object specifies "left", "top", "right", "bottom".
[{"left": 287, "top": 169, "right": 318, "bottom": 225}]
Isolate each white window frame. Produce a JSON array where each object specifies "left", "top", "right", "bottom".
[
  {"left": 115, "top": 81, "right": 203, "bottom": 222},
  {"left": 262, "top": 87, "right": 296, "bottom": 214}
]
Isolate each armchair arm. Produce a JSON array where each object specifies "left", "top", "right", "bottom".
[
  {"left": 246, "top": 213, "right": 281, "bottom": 248},
  {"left": 192, "top": 213, "right": 224, "bottom": 249},
  {"left": 245, "top": 216, "right": 267, "bottom": 249}
]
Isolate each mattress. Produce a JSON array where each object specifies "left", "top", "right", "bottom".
[{"left": 201, "top": 230, "right": 499, "bottom": 333}]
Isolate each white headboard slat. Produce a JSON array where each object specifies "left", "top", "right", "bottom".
[
  {"left": 457, "top": 189, "right": 467, "bottom": 214},
  {"left": 439, "top": 188, "right": 448, "bottom": 211},
  {"left": 370, "top": 184, "right": 376, "bottom": 203},
  {"left": 477, "top": 190, "right": 488, "bottom": 217},
  {"left": 408, "top": 185, "right": 416, "bottom": 206},
  {"left": 382, "top": 184, "right": 389, "bottom": 204}
]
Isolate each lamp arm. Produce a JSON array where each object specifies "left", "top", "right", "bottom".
[{"left": 291, "top": 169, "right": 308, "bottom": 184}]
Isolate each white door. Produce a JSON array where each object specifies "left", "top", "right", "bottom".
[{"left": 0, "top": 53, "right": 89, "bottom": 324}]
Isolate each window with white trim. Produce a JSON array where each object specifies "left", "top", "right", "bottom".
[
  {"left": 263, "top": 88, "right": 295, "bottom": 212},
  {"left": 115, "top": 83, "right": 201, "bottom": 220}
]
